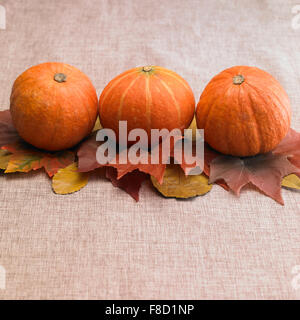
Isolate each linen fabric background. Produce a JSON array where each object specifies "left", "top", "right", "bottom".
[{"left": 0, "top": 0, "right": 300, "bottom": 300}]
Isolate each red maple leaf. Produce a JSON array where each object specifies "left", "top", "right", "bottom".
[
  {"left": 77, "top": 130, "right": 185, "bottom": 200},
  {"left": 209, "top": 152, "right": 300, "bottom": 205},
  {"left": 105, "top": 167, "right": 148, "bottom": 201},
  {"left": 77, "top": 131, "right": 182, "bottom": 183},
  {"left": 273, "top": 128, "right": 300, "bottom": 172},
  {"left": 0, "top": 110, "right": 20, "bottom": 147}
]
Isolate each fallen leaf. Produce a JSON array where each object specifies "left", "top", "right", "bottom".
[
  {"left": 273, "top": 128, "right": 300, "bottom": 157},
  {"left": 52, "top": 163, "right": 89, "bottom": 195},
  {"left": 273, "top": 128, "right": 300, "bottom": 173},
  {"left": 105, "top": 167, "right": 148, "bottom": 201},
  {"left": 0, "top": 110, "right": 20, "bottom": 147},
  {"left": 151, "top": 164, "right": 212, "bottom": 198},
  {"left": 77, "top": 132, "right": 101, "bottom": 172},
  {"left": 93, "top": 117, "right": 102, "bottom": 132},
  {"left": 209, "top": 153, "right": 300, "bottom": 204},
  {"left": 188, "top": 116, "right": 197, "bottom": 141},
  {"left": 282, "top": 174, "right": 300, "bottom": 190},
  {"left": 173, "top": 142, "right": 229, "bottom": 190},
  {"left": 0, "top": 149, "right": 11, "bottom": 170},
  {"left": 2, "top": 141, "right": 75, "bottom": 177},
  {"left": 77, "top": 131, "right": 168, "bottom": 183}
]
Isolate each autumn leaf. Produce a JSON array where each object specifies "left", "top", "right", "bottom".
[
  {"left": 151, "top": 164, "right": 212, "bottom": 198},
  {"left": 2, "top": 141, "right": 75, "bottom": 177},
  {"left": 77, "top": 132, "right": 104, "bottom": 172},
  {"left": 93, "top": 117, "right": 102, "bottom": 132},
  {"left": 0, "top": 110, "right": 20, "bottom": 147},
  {"left": 0, "top": 149, "right": 11, "bottom": 170},
  {"left": 105, "top": 167, "right": 148, "bottom": 201},
  {"left": 77, "top": 131, "right": 167, "bottom": 183},
  {"left": 52, "top": 163, "right": 89, "bottom": 194},
  {"left": 282, "top": 174, "right": 300, "bottom": 190},
  {"left": 188, "top": 116, "right": 197, "bottom": 142},
  {"left": 209, "top": 153, "right": 300, "bottom": 204},
  {"left": 273, "top": 128, "right": 300, "bottom": 172}
]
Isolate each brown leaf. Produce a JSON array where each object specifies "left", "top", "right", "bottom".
[
  {"left": 151, "top": 164, "right": 212, "bottom": 198},
  {"left": 0, "top": 110, "right": 20, "bottom": 147},
  {"left": 2, "top": 141, "right": 75, "bottom": 177},
  {"left": 105, "top": 167, "right": 148, "bottom": 201},
  {"left": 209, "top": 153, "right": 300, "bottom": 204}
]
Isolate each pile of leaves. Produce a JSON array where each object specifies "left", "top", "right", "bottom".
[{"left": 1, "top": 110, "right": 300, "bottom": 204}]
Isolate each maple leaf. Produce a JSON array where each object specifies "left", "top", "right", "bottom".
[
  {"left": 77, "top": 131, "right": 171, "bottom": 183},
  {"left": 77, "top": 132, "right": 101, "bottom": 172},
  {"left": 2, "top": 141, "right": 75, "bottom": 177},
  {"left": 105, "top": 167, "right": 148, "bottom": 201},
  {"left": 0, "top": 110, "right": 20, "bottom": 147},
  {"left": 209, "top": 153, "right": 300, "bottom": 204},
  {"left": 273, "top": 128, "right": 300, "bottom": 172}
]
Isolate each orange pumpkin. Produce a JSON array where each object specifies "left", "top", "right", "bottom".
[
  {"left": 99, "top": 66, "right": 195, "bottom": 142},
  {"left": 196, "top": 66, "right": 291, "bottom": 156},
  {"left": 10, "top": 62, "right": 98, "bottom": 151}
]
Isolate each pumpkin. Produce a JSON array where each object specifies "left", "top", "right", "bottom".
[
  {"left": 99, "top": 66, "right": 195, "bottom": 143},
  {"left": 196, "top": 66, "right": 291, "bottom": 156},
  {"left": 10, "top": 62, "right": 98, "bottom": 151}
]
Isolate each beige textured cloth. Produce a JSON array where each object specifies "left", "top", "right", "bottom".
[{"left": 0, "top": 0, "right": 300, "bottom": 300}]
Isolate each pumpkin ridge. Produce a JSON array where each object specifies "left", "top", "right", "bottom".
[
  {"left": 154, "top": 68, "right": 190, "bottom": 92},
  {"left": 100, "top": 70, "right": 138, "bottom": 107},
  {"left": 237, "top": 84, "right": 254, "bottom": 155},
  {"left": 76, "top": 83, "right": 95, "bottom": 132},
  {"left": 262, "top": 83, "right": 291, "bottom": 127},
  {"left": 203, "top": 96, "right": 223, "bottom": 149},
  {"left": 246, "top": 81, "right": 285, "bottom": 148},
  {"left": 48, "top": 83, "right": 64, "bottom": 149},
  {"left": 154, "top": 74, "right": 181, "bottom": 124},
  {"left": 145, "top": 75, "right": 152, "bottom": 131},
  {"left": 244, "top": 83, "right": 264, "bottom": 154},
  {"left": 223, "top": 85, "right": 237, "bottom": 154},
  {"left": 117, "top": 75, "right": 141, "bottom": 121}
]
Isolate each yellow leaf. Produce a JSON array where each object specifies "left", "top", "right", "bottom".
[
  {"left": 282, "top": 174, "right": 300, "bottom": 190},
  {"left": 188, "top": 116, "right": 197, "bottom": 141},
  {"left": 93, "top": 117, "right": 102, "bottom": 132},
  {"left": 0, "top": 150, "right": 12, "bottom": 170},
  {"left": 151, "top": 164, "right": 212, "bottom": 198},
  {"left": 52, "top": 163, "right": 89, "bottom": 195}
]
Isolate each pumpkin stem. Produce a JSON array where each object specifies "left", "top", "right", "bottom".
[
  {"left": 233, "top": 75, "right": 245, "bottom": 85},
  {"left": 142, "top": 66, "right": 153, "bottom": 72},
  {"left": 54, "top": 73, "right": 67, "bottom": 83}
]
